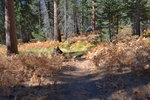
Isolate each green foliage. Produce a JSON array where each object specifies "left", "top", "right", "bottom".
[
  {"left": 125, "top": 0, "right": 150, "bottom": 34},
  {"left": 15, "top": 0, "right": 39, "bottom": 39},
  {"left": 143, "top": 34, "right": 150, "bottom": 38},
  {"left": 0, "top": 0, "right": 150, "bottom": 43},
  {"left": 97, "top": 0, "right": 126, "bottom": 41},
  {"left": 32, "top": 28, "right": 46, "bottom": 41},
  {"left": 25, "top": 48, "right": 53, "bottom": 54},
  {"left": 126, "top": 0, "right": 150, "bottom": 21},
  {"left": 59, "top": 40, "right": 95, "bottom": 53},
  {"left": 0, "top": 0, "right": 5, "bottom": 44},
  {"left": 70, "top": 41, "right": 93, "bottom": 52}
]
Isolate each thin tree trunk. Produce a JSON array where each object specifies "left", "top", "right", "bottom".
[
  {"left": 109, "top": 18, "right": 112, "bottom": 42},
  {"left": 54, "top": 0, "right": 61, "bottom": 42},
  {"left": 132, "top": 17, "right": 136, "bottom": 35},
  {"left": 92, "top": 0, "right": 96, "bottom": 30},
  {"left": 116, "top": 15, "right": 119, "bottom": 34},
  {"left": 108, "top": 9, "right": 112, "bottom": 42},
  {"left": 81, "top": 0, "right": 85, "bottom": 31},
  {"left": 73, "top": 1, "right": 80, "bottom": 35},
  {"left": 39, "top": 1, "right": 41, "bottom": 28},
  {"left": 5, "top": 0, "right": 18, "bottom": 55},
  {"left": 40, "top": 0, "right": 53, "bottom": 40},
  {"left": 64, "top": 0, "right": 68, "bottom": 40},
  {"left": 47, "top": 1, "right": 50, "bottom": 15},
  {"left": 21, "top": 27, "right": 30, "bottom": 43},
  {"left": 47, "top": 1, "right": 54, "bottom": 38},
  {"left": 135, "top": 0, "right": 141, "bottom": 36}
]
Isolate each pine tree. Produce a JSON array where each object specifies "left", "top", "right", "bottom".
[
  {"left": 54, "top": 0, "right": 61, "bottom": 42},
  {"left": 126, "top": 0, "right": 150, "bottom": 35},
  {"left": 40, "top": 0, "right": 53, "bottom": 40},
  {"left": 5, "top": 0, "right": 18, "bottom": 55}
]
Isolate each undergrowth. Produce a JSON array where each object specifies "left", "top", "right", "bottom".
[
  {"left": 86, "top": 36, "right": 150, "bottom": 75},
  {"left": 0, "top": 54, "right": 63, "bottom": 95},
  {"left": 0, "top": 34, "right": 98, "bottom": 56}
]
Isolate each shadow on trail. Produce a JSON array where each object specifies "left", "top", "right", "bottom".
[{"left": 0, "top": 69, "right": 150, "bottom": 100}]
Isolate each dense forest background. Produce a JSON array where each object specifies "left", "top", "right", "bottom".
[{"left": 0, "top": 0, "right": 150, "bottom": 45}]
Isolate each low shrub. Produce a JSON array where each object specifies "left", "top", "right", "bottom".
[
  {"left": 0, "top": 54, "right": 63, "bottom": 89},
  {"left": 87, "top": 36, "right": 150, "bottom": 75}
]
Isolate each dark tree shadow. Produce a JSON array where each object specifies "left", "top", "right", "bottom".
[{"left": 0, "top": 68, "right": 150, "bottom": 100}]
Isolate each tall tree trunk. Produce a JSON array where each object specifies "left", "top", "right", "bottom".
[
  {"left": 47, "top": 1, "right": 50, "bottom": 16},
  {"left": 39, "top": 1, "right": 41, "bottom": 28},
  {"left": 109, "top": 18, "right": 112, "bottom": 42},
  {"left": 92, "top": 0, "right": 96, "bottom": 30},
  {"left": 47, "top": 1, "right": 54, "bottom": 38},
  {"left": 21, "top": 27, "right": 30, "bottom": 43},
  {"left": 116, "top": 15, "right": 119, "bottom": 34},
  {"left": 73, "top": 1, "right": 80, "bottom": 35},
  {"left": 85, "top": 0, "right": 89, "bottom": 28},
  {"left": 108, "top": 9, "right": 112, "bottom": 42},
  {"left": 40, "top": 0, "right": 53, "bottom": 40},
  {"left": 54, "top": 0, "right": 61, "bottom": 42},
  {"left": 64, "top": 0, "right": 68, "bottom": 39},
  {"left": 5, "top": 0, "right": 18, "bottom": 55},
  {"left": 135, "top": 0, "right": 141, "bottom": 36},
  {"left": 81, "top": 0, "right": 85, "bottom": 31},
  {"left": 131, "top": 17, "right": 136, "bottom": 35}
]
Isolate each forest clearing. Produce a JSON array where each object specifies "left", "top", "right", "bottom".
[{"left": 0, "top": 0, "right": 150, "bottom": 100}]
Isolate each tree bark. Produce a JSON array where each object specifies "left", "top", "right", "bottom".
[
  {"left": 81, "top": 0, "right": 85, "bottom": 31},
  {"left": 21, "top": 27, "right": 30, "bottom": 43},
  {"left": 109, "top": 18, "right": 112, "bottom": 42},
  {"left": 39, "top": 1, "right": 41, "bottom": 28},
  {"left": 5, "top": 0, "right": 18, "bottom": 55},
  {"left": 64, "top": 0, "right": 68, "bottom": 39},
  {"left": 131, "top": 17, "right": 136, "bottom": 35},
  {"left": 40, "top": 0, "right": 53, "bottom": 40},
  {"left": 73, "top": 1, "right": 80, "bottom": 35},
  {"left": 135, "top": 0, "right": 141, "bottom": 36},
  {"left": 108, "top": 8, "right": 112, "bottom": 42},
  {"left": 54, "top": 0, "right": 61, "bottom": 42},
  {"left": 116, "top": 15, "right": 119, "bottom": 34},
  {"left": 92, "top": 0, "right": 96, "bottom": 30}
]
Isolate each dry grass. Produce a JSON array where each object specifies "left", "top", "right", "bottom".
[
  {"left": 0, "top": 45, "right": 6, "bottom": 54},
  {"left": 0, "top": 35, "right": 99, "bottom": 90},
  {"left": 143, "top": 29, "right": 150, "bottom": 38},
  {"left": 86, "top": 36, "right": 150, "bottom": 75},
  {"left": 0, "top": 41, "right": 59, "bottom": 55},
  {"left": 0, "top": 34, "right": 150, "bottom": 99},
  {"left": 19, "top": 41, "right": 58, "bottom": 50},
  {"left": 66, "top": 34, "right": 99, "bottom": 44},
  {"left": 0, "top": 34, "right": 98, "bottom": 55},
  {"left": 19, "top": 41, "right": 59, "bottom": 54},
  {"left": 0, "top": 54, "right": 63, "bottom": 90}
]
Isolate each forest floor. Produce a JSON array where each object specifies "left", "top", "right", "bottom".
[
  {"left": 0, "top": 34, "right": 150, "bottom": 100},
  {"left": 1, "top": 58, "right": 150, "bottom": 100}
]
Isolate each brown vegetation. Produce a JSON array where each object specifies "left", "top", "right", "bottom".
[
  {"left": 0, "top": 35, "right": 149, "bottom": 99},
  {"left": 86, "top": 36, "right": 150, "bottom": 75},
  {"left": 0, "top": 54, "right": 63, "bottom": 90}
]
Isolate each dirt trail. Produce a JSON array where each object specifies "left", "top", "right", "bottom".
[
  {"left": 51, "top": 59, "right": 102, "bottom": 100},
  {"left": 47, "top": 59, "right": 150, "bottom": 100},
  {"left": 1, "top": 59, "right": 150, "bottom": 100}
]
